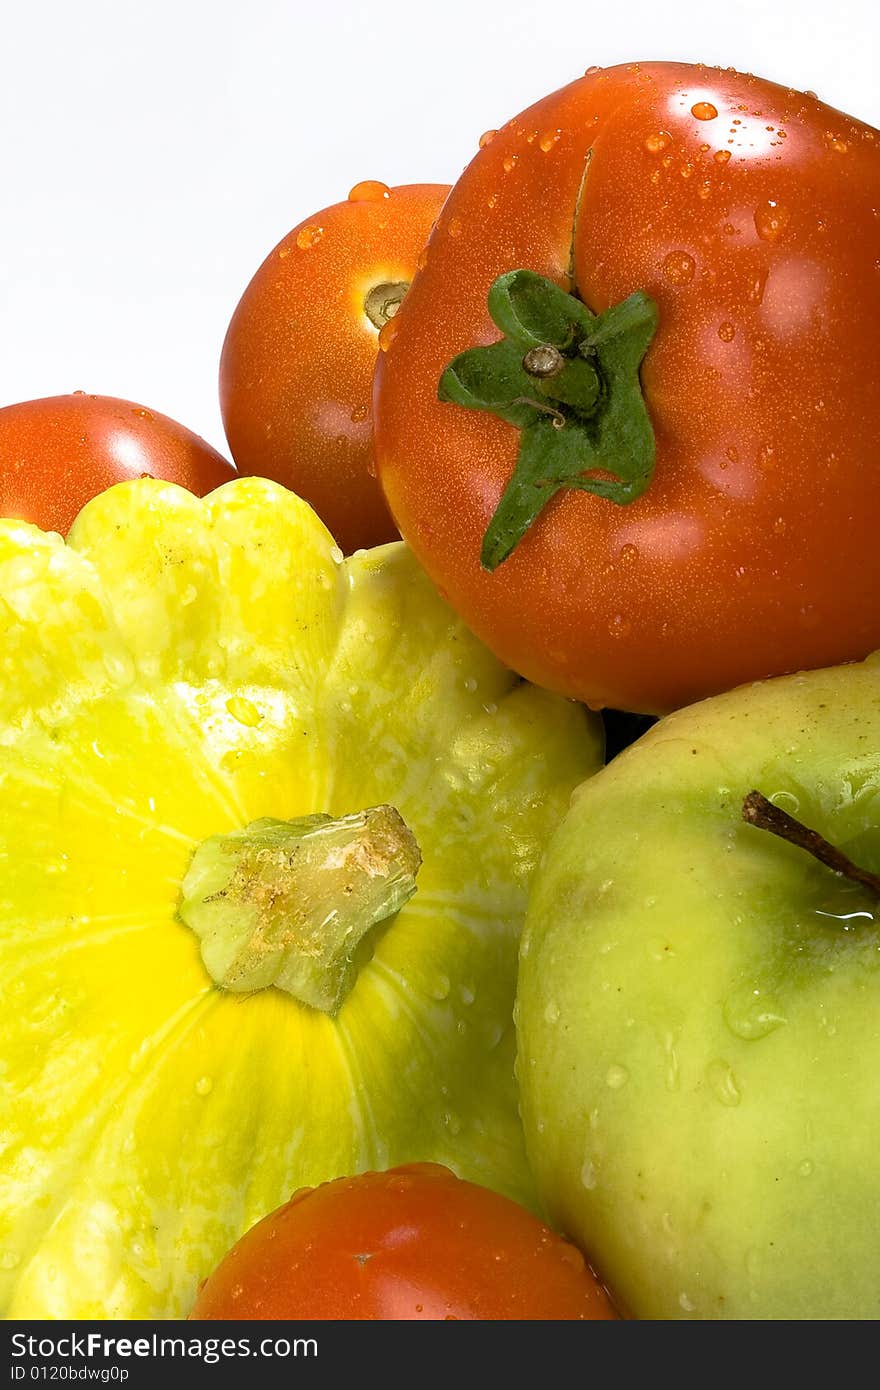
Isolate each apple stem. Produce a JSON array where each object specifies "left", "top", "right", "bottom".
[{"left": 742, "top": 790, "right": 880, "bottom": 897}]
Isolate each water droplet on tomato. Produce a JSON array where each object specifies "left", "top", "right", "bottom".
[
  {"left": 132, "top": 408, "right": 154, "bottom": 421},
  {"left": 714, "top": 148, "right": 732, "bottom": 165},
  {"left": 718, "top": 322, "right": 736, "bottom": 342},
  {"left": 691, "top": 100, "right": 718, "bottom": 120},
  {"left": 350, "top": 404, "right": 368, "bottom": 423},
  {"left": 619, "top": 542, "right": 639, "bottom": 563},
  {"left": 746, "top": 268, "right": 768, "bottom": 304},
  {"left": 377, "top": 316, "right": 399, "bottom": 352},
  {"left": 502, "top": 154, "right": 518, "bottom": 173},
  {"left": 605, "top": 1063, "right": 630, "bottom": 1089},
  {"left": 826, "top": 131, "right": 848, "bottom": 153},
  {"left": 296, "top": 224, "right": 324, "bottom": 250},
  {"left": 416, "top": 246, "right": 429, "bottom": 271},
  {"left": 662, "top": 250, "right": 696, "bottom": 284},
  {"left": 754, "top": 200, "right": 790, "bottom": 243},
  {"left": 608, "top": 614, "right": 632, "bottom": 639},
  {"left": 539, "top": 129, "right": 561, "bottom": 152},
  {"left": 447, "top": 216, "right": 463, "bottom": 238},
  {"left": 644, "top": 130, "right": 672, "bottom": 154},
  {"left": 479, "top": 128, "right": 498, "bottom": 148},
  {"left": 348, "top": 180, "right": 390, "bottom": 202},
  {"left": 584, "top": 64, "right": 602, "bottom": 76}
]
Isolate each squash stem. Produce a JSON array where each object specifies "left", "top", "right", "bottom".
[{"left": 177, "top": 807, "right": 421, "bottom": 1014}]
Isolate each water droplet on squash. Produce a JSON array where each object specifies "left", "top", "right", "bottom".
[
  {"left": 296, "top": 225, "right": 324, "bottom": 250},
  {"left": 691, "top": 101, "right": 718, "bottom": 120},
  {"left": 226, "top": 695, "right": 262, "bottom": 727}
]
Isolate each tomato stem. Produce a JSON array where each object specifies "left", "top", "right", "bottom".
[
  {"left": 742, "top": 790, "right": 880, "bottom": 898},
  {"left": 437, "top": 270, "right": 658, "bottom": 570},
  {"left": 178, "top": 806, "right": 421, "bottom": 1013}
]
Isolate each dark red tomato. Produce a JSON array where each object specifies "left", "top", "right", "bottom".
[
  {"left": 0, "top": 393, "right": 235, "bottom": 534},
  {"left": 190, "top": 1163, "right": 616, "bottom": 1320},
  {"left": 374, "top": 62, "right": 880, "bottom": 714},
  {"left": 220, "top": 182, "right": 449, "bottom": 554}
]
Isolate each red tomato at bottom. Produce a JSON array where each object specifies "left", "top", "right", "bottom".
[{"left": 190, "top": 1164, "right": 616, "bottom": 1320}]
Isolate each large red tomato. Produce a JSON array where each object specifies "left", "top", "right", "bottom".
[
  {"left": 374, "top": 63, "right": 880, "bottom": 713},
  {"left": 220, "top": 182, "right": 449, "bottom": 553},
  {"left": 190, "top": 1164, "right": 616, "bottom": 1320},
  {"left": 0, "top": 393, "right": 235, "bottom": 535}
]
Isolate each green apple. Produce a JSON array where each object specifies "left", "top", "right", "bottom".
[{"left": 517, "top": 654, "right": 880, "bottom": 1319}]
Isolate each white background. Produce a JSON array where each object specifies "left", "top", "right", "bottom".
[{"left": 2, "top": 0, "right": 878, "bottom": 455}]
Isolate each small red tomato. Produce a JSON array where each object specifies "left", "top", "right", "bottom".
[
  {"left": 190, "top": 1164, "right": 616, "bottom": 1321},
  {"left": 0, "top": 393, "right": 235, "bottom": 535},
  {"left": 220, "top": 181, "right": 449, "bottom": 554}
]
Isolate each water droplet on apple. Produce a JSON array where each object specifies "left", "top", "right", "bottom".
[
  {"left": 580, "top": 1158, "right": 598, "bottom": 1190},
  {"left": 769, "top": 790, "right": 800, "bottom": 815},
  {"left": 707, "top": 1059, "right": 742, "bottom": 1106},
  {"left": 679, "top": 1291, "right": 696, "bottom": 1313},
  {"left": 723, "top": 986, "right": 787, "bottom": 1040},
  {"left": 428, "top": 973, "right": 451, "bottom": 1001},
  {"left": 798, "top": 1158, "right": 814, "bottom": 1177},
  {"left": 605, "top": 1063, "right": 630, "bottom": 1089},
  {"left": 664, "top": 1031, "right": 680, "bottom": 1091}
]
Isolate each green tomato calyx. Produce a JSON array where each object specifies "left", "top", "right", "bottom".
[
  {"left": 742, "top": 790, "right": 880, "bottom": 899},
  {"left": 178, "top": 806, "right": 421, "bottom": 1013},
  {"left": 437, "top": 269, "right": 659, "bottom": 571}
]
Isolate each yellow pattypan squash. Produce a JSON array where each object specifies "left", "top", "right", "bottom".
[{"left": 0, "top": 478, "right": 602, "bottom": 1318}]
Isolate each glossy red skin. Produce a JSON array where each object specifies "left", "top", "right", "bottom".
[
  {"left": 374, "top": 63, "right": 880, "bottom": 713},
  {"left": 220, "top": 183, "right": 449, "bottom": 554},
  {"left": 190, "top": 1164, "right": 616, "bottom": 1321},
  {"left": 0, "top": 393, "right": 235, "bottom": 535}
]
